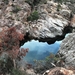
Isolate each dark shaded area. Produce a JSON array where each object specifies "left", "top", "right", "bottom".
[
  {"left": 0, "top": 57, "right": 14, "bottom": 74},
  {"left": 63, "top": 25, "right": 73, "bottom": 34},
  {"left": 19, "top": 32, "right": 31, "bottom": 46},
  {"left": 19, "top": 25, "right": 73, "bottom": 46},
  {"left": 33, "top": 0, "right": 40, "bottom": 5},
  {"left": 25, "top": 0, "right": 40, "bottom": 9},
  {"left": 39, "top": 36, "right": 64, "bottom": 44},
  {"left": 25, "top": 0, "right": 47, "bottom": 10},
  {"left": 39, "top": 25, "right": 73, "bottom": 44}
]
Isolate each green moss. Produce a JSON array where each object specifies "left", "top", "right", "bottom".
[
  {"left": 39, "top": 0, "right": 47, "bottom": 4},
  {"left": 27, "top": 10, "right": 39, "bottom": 21},
  {"left": 57, "top": 3, "right": 61, "bottom": 11}
]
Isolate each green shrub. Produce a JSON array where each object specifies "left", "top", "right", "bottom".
[
  {"left": 12, "top": 5, "right": 21, "bottom": 13},
  {"left": 57, "top": 3, "right": 61, "bottom": 11},
  {"left": 25, "top": 0, "right": 47, "bottom": 9},
  {"left": 33, "top": 53, "right": 63, "bottom": 74},
  {"left": 39, "top": 0, "right": 47, "bottom": 4},
  {"left": 27, "top": 10, "right": 39, "bottom": 21},
  {"left": 10, "top": 68, "right": 26, "bottom": 75},
  {"left": 0, "top": 57, "right": 14, "bottom": 74},
  {"left": 2, "top": 0, "right": 9, "bottom": 4}
]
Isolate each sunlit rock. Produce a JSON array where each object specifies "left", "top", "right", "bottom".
[{"left": 59, "top": 33, "right": 75, "bottom": 67}]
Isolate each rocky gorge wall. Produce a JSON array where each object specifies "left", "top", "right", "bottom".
[
  {"left": 58, "top": 13, "right": 75, "bottom": 69},
  {"left": 0, "top": 0, "right": 75, "bottom": 74},
  {"left": 0, "top": 0, "right": 73, "bottom": 45},
  {"left": 58, "top": 33, "right": 75, "bottom": 68}
]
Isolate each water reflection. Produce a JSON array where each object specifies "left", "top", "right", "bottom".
[{"left": 21, "top": 40, "right": 62, "bottom": 64}]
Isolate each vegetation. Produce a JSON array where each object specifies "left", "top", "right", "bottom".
[
  {"left": 25, "top": 0, "right": 39, "bottom": 5},
  {"left": 0, "top": 27, "right": 28, "bottom": 74},
  {"left": 27, "top": 10, "right": 39, "bottom": 21},
  {"left": 12, "top": 5, "right": 21, "bottom": 13},
  {"left": 33, "top": 53, "right": 65, "bottom": 74},
  {"left": 0, "top": 0, "right": 72, "bottom": 74},
  {"left": 39, "top": 0, "right": 47, "bottom": 4},
  {"left": 57, "top": 3, "right": 61, "bottom": 11},
  {"left": 25, "top": 0, "right": 47, "bottom": 9},
  {"left": 10, "top": 68, "right": 26, "bottom": 75},
  {"left": 2, "top": 0, "right": 9, "bottom": 4},
  {"left": 0, "top": 57, "right": 14, "bottom": 74}
]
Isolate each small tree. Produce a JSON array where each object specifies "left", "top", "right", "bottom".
[{"left": 0, "top": 27, "right": 28, "bottom": 69}]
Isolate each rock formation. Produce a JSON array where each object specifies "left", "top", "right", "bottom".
[
  {"left": 0, "top": 0, "right": 73, "bottom": 45},
  {"left": 43, "top": 67, "right": 74, "bottom": 75},
  {"left": 58, "top": 14, "right": 75, "bottom": 68},
  {"left": 58, "top": 33, "right": 75, "bottom": 68},
  {"left": 0, "top": 0, "right": 75, "bottom": 75}
]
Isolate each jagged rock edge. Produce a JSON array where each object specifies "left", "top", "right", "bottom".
[{"left": 19, "top": 25, "right": 73, "bottom": 46}]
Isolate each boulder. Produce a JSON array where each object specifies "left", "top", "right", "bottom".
[{"left": 58, "top": 33, "right": 75, "bottom": 67}]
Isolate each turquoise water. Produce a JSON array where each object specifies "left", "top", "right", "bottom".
[{"left": 21, "top": 40, "right": 62, "bottom": 64}]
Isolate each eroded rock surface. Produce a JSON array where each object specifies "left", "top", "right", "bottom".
[
  {"left": 0, "top": 0, "right": 73, "bottom": 44},
  {"left": 58, "top": 33, "right": 75, "bottom": 67}
]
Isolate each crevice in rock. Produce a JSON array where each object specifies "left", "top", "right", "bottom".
[{"left": 19, "top": 25, "right": 73, "bottom": 46}]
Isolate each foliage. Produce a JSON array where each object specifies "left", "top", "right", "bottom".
[
  {"left": 57, "top": 3, "right": 61, "bottom": 11},
  {"left": 0, "top": 57, "right": 14, "bottom": 74},
  {"left": 17, "top": 48, "right": 29, "bottom": 61},
  {"left": 12, "top": 5, "right": 21, "bottom": 13},
  {"left": 27, "top": 10, "right": 39, "bottom": 21},
  {"left": 25, "top": 0, "right": 40, "bottom": 7},
  {"left": 2, "top": 0, "right": 9, "bottom": 4},
  {"left": 34, "top": 53, "right": 65, "bottom": 74},
  {"left": 39, "top": 0, "right": 47, "bottom": 4},
  {"left": 0, "top": 27, "right": 29, "bottom": 74},
  {"left": 0, "top": 27, "right": 24, "bottom": 58},
  {"left": 10, "top": 68, "right": 26, "bottom": 75},
  {"left": 25, "top": 0, "right": 47, "bottom": 9}
]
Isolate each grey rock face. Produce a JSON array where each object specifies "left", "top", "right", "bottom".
[
  {"left": 0, "top": 0, "right": 73, "bottom": 43},
  {"left": 29, "top": 17, "right": 68, "bottom": 39},
  {"left": 58, "top": 33, "right": 75, "bottom": 67}
]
